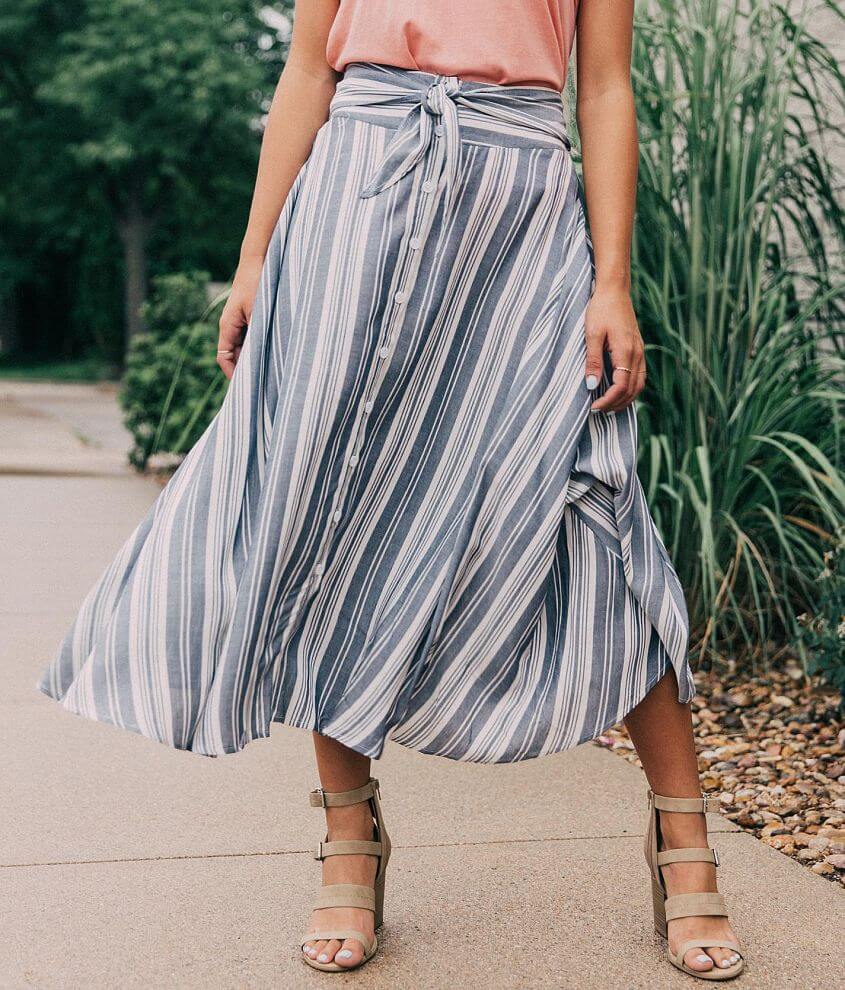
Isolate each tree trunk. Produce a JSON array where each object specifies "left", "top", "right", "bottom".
[
  {"left": 0, "top": 290, "right": 19, "bottom": 356},
  {"left": 117, "top": 179, "right": 152, "bottom": 356}
]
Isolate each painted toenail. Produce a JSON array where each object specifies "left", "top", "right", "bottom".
[
  {"left": 337, "top": 950, "right": 353, "bottom": 959},
  {"left": 317, "top": 954, "right": 329, "bottom": 962},
  {"left": 696, "top": 955, "right": 711, "bottom": 964},
  {"left": 720, "top": 960, "right": 732, "bottom": 968}
]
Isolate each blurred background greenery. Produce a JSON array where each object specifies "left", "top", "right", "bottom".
[
  {"left": 0, "top": 0, "right": 291, "bottom": 368},
  {"left": 1, "top": 0, "right": 843, "bottom": 690}
]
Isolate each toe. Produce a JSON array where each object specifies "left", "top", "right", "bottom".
[
  {"left": 315, "top": 939, "right": 342, "bottom": 965},
  {"left": 683, "top": 948, "right": 715, "bottom": 973},
  {"left": 707, "top": 947, "right": 740, "bottom": 970},
  {"left": 308, "top": 938, "right": 328, "bottom": 961},
  {"left": 334, "top": 938, "right": 365, "bottom": 968}
]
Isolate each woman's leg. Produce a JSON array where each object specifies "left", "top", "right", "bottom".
[
  {"left": 301, "top": 733, "right": 379, "bottom": 969},
  {"left": 624, "top": 670, "right": 741, "bottom": 973}
]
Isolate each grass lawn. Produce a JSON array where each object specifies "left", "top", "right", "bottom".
[{"left": 0, "top": 355, "right": 119, "bottom": 383}]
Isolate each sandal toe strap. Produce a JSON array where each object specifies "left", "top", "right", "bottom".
[
  {"left": 664, "top": 891, "right": 727, "bottom": 922},
  {"left": 301, "top": 929, "right": 377, "bottom": 955},
  {"left": 313, "top": 883, "right": 376, "bottom": 912},
  {"left": 674, "top": 937, "right": 743, "bottom": 962}
]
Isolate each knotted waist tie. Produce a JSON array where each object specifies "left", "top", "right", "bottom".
[{"left": 330, "top": 63, "right": 571, "bottom": 213}]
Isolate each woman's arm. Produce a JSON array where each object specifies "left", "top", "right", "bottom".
[
  {"left": 218, "top": 0, "right": 340, "bottom": 378},
  {"left": 575, "top": 0, "right": 645, "bottom": 412}
]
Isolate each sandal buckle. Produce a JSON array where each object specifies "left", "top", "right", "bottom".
[
  {"left": 313, "top": 841, "right": 324, "bottom": 861},
  {"left": 713, "top": 847, "right": 720, "bottom": 867},
  {"left": 314, "top": 787, "right": 328, "bottom": 808}
]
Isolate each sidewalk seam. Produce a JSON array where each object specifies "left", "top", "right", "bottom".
[{"left": 0, "top": 827, "right": 739, "bottom": 870}]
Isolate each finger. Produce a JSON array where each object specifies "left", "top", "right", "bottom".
[
  {"left": 627, "top": 349, "right": 647, "bottom": 405},
  {"left": 590, "top": 369, "right": 629, "bottom": 412},
  {"left": 632, "top": 359, "right": 647, "bottom": 399},
  {"left": 605, "top": 377, "right": 633, "bottom": 412},
  {"left": 628, "top": 348, "right": 646, "bottom": 402},
  {"left": 216, "top": 352, "right": 237, "bottom": 380},
  {"left": 615, "top": 359, "right": 640, "bottom": 411},
  {"left": 218, "top": 304, "right": 246, "bottom": 347},
  {"left": 606, "top": 348, "right": 637, "bottom": 411},
  {"left": 217, "top": 309, "right": 245, "bottom": 380},
  {"left": 584, "top": 324, "right": 605, "bottom": 393}
]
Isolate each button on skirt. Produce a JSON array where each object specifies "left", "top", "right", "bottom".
[{"left": 39, "top": 64, "right": 693, "bottom": 762}]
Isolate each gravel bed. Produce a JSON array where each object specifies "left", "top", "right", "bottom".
[{"left": 596, "top": 666, "right": 845, "bottom": 886}]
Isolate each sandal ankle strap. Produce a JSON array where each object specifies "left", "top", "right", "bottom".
[
  {"left": 649, "top": 790, "right": 720, "bottom": 814},
  {"left": 657, "top": 847, "right": 720, "bottom": 867},
  {"left": 309, "top": 778, "right": 380, "bottom": 808},
  {"left": 313, "top": 838, "right": 383, "bottom": 861}
]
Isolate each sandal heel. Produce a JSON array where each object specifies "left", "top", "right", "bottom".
[
  {"left": 374, "top": 876, "right": 386, "bottom": 929},
  {"left": 651, "top": 878, "right": 668, "bottom": 937}
]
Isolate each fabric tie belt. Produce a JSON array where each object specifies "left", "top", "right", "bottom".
[{"left": 331, "top": 63, "right": 571, "bottom": 213}]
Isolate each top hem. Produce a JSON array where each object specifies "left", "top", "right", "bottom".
[{"left": 340, "top": 60, "right": 563, "bottom": 94}]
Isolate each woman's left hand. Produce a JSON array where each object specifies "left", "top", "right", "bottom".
[{"left": 583, "top": 285, "right": 647, "bottom": 413}]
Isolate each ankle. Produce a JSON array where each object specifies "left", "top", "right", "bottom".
[
  {"left": 325, "top": 804, "right": 374, "bottom": 839},
  {"left": 658, "top": 810, "right": 708, "bottom": 850}
]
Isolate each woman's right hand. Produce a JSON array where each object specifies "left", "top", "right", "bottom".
[{"left": 217, "top": 257, "right": 263, "bottom": 379}]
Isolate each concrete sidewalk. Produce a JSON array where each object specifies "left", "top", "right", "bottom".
[
  {"left": 1, "top": 384, "right": 841, "bottom": 989},
  {"left": 0, "top": 380, "right": 133, "bottom": 476}
]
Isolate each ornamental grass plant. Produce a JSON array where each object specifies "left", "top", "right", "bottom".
[{"left": 630, "top": 0, "right": 844, "bottom": 675}]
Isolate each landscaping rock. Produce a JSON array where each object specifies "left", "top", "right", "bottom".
[{"left": 595, "top": 668, "right": 845, "bottom": 886}]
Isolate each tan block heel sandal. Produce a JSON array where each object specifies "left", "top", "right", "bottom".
[
  {"left": 300, "top": 778, "right": 391, "bottom": 972},
  {"left": 646, "top": 791, "right": 744, "bottom": 980}
]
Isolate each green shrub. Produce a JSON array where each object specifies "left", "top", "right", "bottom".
[
  {"left": 629, "top": 0, "right": 845, "bottom": 670},
  {"left": 797, "top": 530, "right": 845, "bottom": 706},
  {"left": 120, "top": 272, "right": 226, "bottom": 469}
]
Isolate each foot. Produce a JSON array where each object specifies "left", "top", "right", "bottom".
[
  {"left": 659, "top": 810, "right": 742, "bottom": 974},
  {"left": 301, "top": 802, "right": 378, "bottom": 970}
]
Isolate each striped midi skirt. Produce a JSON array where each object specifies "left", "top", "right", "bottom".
[{"left": 39, "top": 63, "right": 694, "bottom": 763}]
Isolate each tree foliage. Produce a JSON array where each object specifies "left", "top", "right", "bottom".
[{"left": 0, "top": 1, "right": 290, "bottom": 360}]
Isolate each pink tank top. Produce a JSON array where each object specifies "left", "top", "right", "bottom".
[{"left": 326, "top": 1, "right": 579, "bottom": 92}]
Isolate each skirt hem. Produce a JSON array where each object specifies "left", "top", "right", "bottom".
[{"left": 37, "top": 654, "right": 692, "bottom": 764}]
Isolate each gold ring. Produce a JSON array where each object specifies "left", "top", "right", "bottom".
[
  {"left": 614, "top": 366, "right": 632, "bottom": 374},
  {"left": 217, "top": 349, "right": 234, "bottom": 356}
]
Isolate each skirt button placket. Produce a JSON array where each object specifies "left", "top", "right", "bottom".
[{"left": 305, "top": 90, "right": 451, "bottom": 606}]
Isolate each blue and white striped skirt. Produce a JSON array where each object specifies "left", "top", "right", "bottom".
[{"left": 39, "top": 63, "right": 693, "bottom": 762}]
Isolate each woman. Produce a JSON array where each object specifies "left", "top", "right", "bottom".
[{"left": 40, "top": 0, "right": 744, "bottom": 979}]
